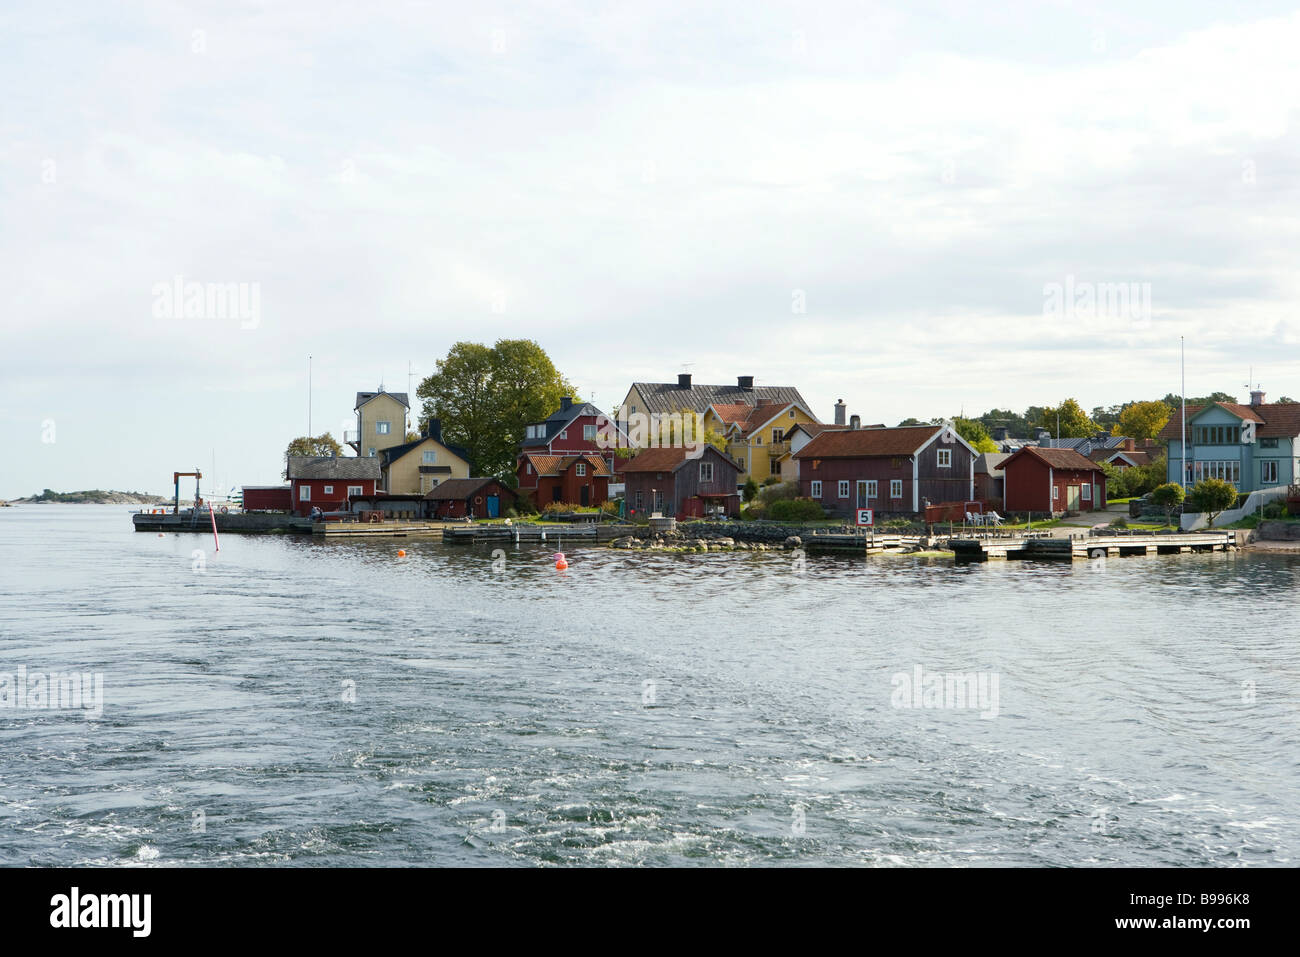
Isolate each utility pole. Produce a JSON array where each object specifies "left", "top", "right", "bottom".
[
  {"left": 1181, "top": 336, "right": 1186, "bottom": 489},
  {"left": 308, "top": 354, "right": 312, "bottom": 438}
]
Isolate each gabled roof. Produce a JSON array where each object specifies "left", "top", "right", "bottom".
[
  {"left": 425, "top": 478, "right": 516, "bottom": 501},
  {"left": 1001, "top": 446, "right": 1104, "bottom": 472},
  {"left": 619, "top": 445, "right": 737, "bottom": 473},
  {"left": 379, "top": 434, "right": 472, "bottom": 469},
  {"left": 630, "top": 381, "right": 809, "bottom": 415},
  {"left": 1159, "top": 402, "right": 1300, "bottom": 440},
  {"left": 520, "top": 400, "right": 611, "bottom": 448},
  {"left": 286, "top": 456, "right": 382, "bottom": 480},
  {"left": 1089, "top": 448, "right": 1153, "bottom": 467},
  {"left": 793, "top": 425, "right": 945, "bottom": 458},
  {"left": 975, "top": 452, "right": 1010, "bottom": 475},
  {"left": 520, "top": 453, "right": 612, "bottom": 477},
  {"left": 714, "top": 400, "right": 794, "bottom": 437},
  {"left": 354, "top": 390, "right": 409, "bottom": 411}
]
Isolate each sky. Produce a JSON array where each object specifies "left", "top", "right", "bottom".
[{"left": 2, "top": 0, "right": 1298, "bottom": 498}]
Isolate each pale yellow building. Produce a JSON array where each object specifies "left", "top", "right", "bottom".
[
  {"left": 709, "top": 400, "right": 820, "bottom": 484},
  {"left": 379, "top": 419, "right": 472, "bottom": 494},
  {"left": 348, "top": 389, "right": 409, "bottom": 459}
]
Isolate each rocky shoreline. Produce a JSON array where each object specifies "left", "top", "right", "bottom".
[{"left": 4, "top": 490, "right": 169, "bottom": 506}]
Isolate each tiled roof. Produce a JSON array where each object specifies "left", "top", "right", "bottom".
[
  {"left": 354, "top": 390, "right": 409, "bottom": 410},
  {"left": 1004, "top": 446, "right": 1104, "bottom": 472},
  {"left": 425, "top": 478, "right": 515, "bottom": 501},
  {"left": 287, "top": 456, "right": 382, "bottom": 480},
  {"left": 1158, "top": 401, "right": 1300, "bottom": 440},
  {"left": 520, "top": 453, "right": 611, "bottom": 477},
  {"left": 631, "top": 381, "right": 809, "bottom": 415},
  {"left": 620, "top": 446, "right": 736, "bottom": 473},
  {"left": 793, "top": 425, "right": 941, "bottom": 458}
]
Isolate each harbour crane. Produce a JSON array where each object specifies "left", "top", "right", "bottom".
[{"left": 173, "top": 469, "right": 202, "bottom": 513}]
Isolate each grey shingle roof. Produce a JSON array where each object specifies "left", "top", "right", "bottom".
[
  {"left": 520, "top": 401, "right": 608, "bottom": 448},
  {"left": 425, "top": 478, "right": 517, "bottom": 501},
  {"left": 287, "top": 456, "right": 382, "bottom": 480},
  {"left": 630, "top": 382, "right": 809, "bottom": 415},
  {"left": 354, "top": 390, "right": 409, "bottom": 410}
]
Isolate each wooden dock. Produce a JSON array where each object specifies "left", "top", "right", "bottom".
[
  {"left": 802, "top": 533, "right": 926, "bottom": 554},
  {"left": 948, "top": 532, "right": 1235, "bottom": 562},
  {"left": 442, "top": 523, "right": 629, "bottom": 545}
]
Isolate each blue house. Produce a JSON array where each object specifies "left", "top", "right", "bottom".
[{"left": 1159, "top": 391, "right": 1300, "bottom": 492}]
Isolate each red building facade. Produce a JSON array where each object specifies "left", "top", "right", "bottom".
[
  {"left": 516, "top": 453, "right": 611, "bottom": 507},
  {"left": 1000, "top": 446, "right": 1107, "bottom": 514},
  {"left": 285, "top": 456, "right": 382, "bottom": 517}
]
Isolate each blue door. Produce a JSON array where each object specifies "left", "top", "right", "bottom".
[{"left": 486, "top": 495, "right": 499, "bottom": 518}]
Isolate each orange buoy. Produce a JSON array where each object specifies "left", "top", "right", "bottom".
[
  {"left": 397, "top": 549, "right": 407, "bottom": 557},
  {"left": 158, "top": 533, "right": 164, "bottom": 537},
  {"left": 554, "top": 551, "right": 568, "bottom": 570}
]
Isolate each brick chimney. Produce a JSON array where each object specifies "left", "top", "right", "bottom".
[
  {"left": 737, "top": 375, "right": 754, "bottom": 390},
  {"left": 834, "top": 400, "right": 846, "bottom": 426},
  {"left": 1250, "top": 389, "right": 1265, "bottom": 406},
  {"left": 677, "top": 373, "right": 692, "bottom": 389},
  {"left": 850, "top": 414, "right": 861, "bottom": 430},
  {"left": 1124, "top": 437, "right": 1135, "bottom": 451}
]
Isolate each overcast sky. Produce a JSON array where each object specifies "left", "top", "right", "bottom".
[{"left": 3, "top": 1, "right": 1298, "bottom": 497}]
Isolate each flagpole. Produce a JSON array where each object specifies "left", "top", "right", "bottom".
[
  {"left": 1180, "top": 337, "right": 1186, "bottom": 488},
  {"left": 308, "top": 355, "right": 313, "bottom": 438}
]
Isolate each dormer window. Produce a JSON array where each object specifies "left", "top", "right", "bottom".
[{"left": 575, "top": 462, "right": 586, "bottom": 476}]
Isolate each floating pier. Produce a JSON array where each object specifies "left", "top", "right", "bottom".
[
  {"left": 133, "top": 510, "right": 310, "bottom": 533},
  {"left": 442, "top": 523, "right": 627, "bottom": 545},
  {"left": 802, "top": 533, "right": 927, "bottom": 555},
  {"left": 948, "top": 532, "right": 1235, "bottom": 562}
]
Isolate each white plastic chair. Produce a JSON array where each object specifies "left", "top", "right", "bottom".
[{"left": 985, "top": 511, "right": 1004, "bottom": 527}]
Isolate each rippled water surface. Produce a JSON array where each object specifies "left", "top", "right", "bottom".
[{"left": 1, "top": 505, "right": 1297, "bottom": 866}]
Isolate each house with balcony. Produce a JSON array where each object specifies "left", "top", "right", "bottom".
[
  {"left": 1158, "top": 391, "right": 1300, "bottom": 492},
  {"left": 620, "top": 445, "right": 741, "bottom": 519},
  {"left": 346, "top": 389, "right": 409, "bottom": 459},
  {"left": 379, "top": 418, "right": 472, "bottom": 495},
  {"left": 708, "top": 399, "right": 820, "bottom": 486}
]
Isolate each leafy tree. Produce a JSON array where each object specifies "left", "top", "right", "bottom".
[
  {"left": 1036, "top": 399, "right": 1098, "bottom": 438},
  {"left": 1277, "top": 396, "right": 1298, "bottom": 404},
  {"left": 283, "top": 433, "right": 342, "bottom": 477},
  {"left": 1114, "top": 400, "right": 1172, "bottom": 440},
  {"left": 405, "top": 430, "right": 420, "bottom": 442},
  {"left": 1151, "top": 482, "right": 1185, "bottom": 527},
  {"left": 416, "top": 340, "right": 577, "bottom": 480},
  {"left": 1100, "top": 461, "right": 1129, "bottom": 499},
  {"left": 896, "top": 417, "right": 930, "bottom": 427},
  {"left": 1188, "top": 478, "right": 1238, "bottom": 527},
  {"left": 951, "top": 417, "right": 999, "bottom": 453},
  {"left": 742, "top": 477, "right": 759, "bottom": 502}
]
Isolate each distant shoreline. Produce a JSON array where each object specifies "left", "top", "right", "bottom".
[{"left": 2, "top": 490, "right": 169, "bottom": 506}]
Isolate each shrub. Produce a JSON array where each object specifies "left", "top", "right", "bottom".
[
  {"left": 766, "top": 498, "right": 826, "bottom": 522},
  {"left": 1150, "top": 482, "right": 1185, "bottom": 526},
  {"left": 761, "top": 475, "right": 781, "bottom": 486},
  {"left": 740, "top": 503, "right": 764, "bottom": 521},
  {"left": 755, "top": 481, "right": 799, "bottom": 506},
  {"left": 742, "top": 477, "right": 759, "bottom": 502},
  {"left": 1111, "top": 516, "right": 1128, "bottom": 528},
  {"left": 1187, "top": 478, "right": 1238, "bottom": 526},
  {"left": 599, "top": 499, "right": 620, "bottom": 515},
  {"left": 541, "top": 500, "right": 578, "bottom": 515},
  {"left": 1262, "top": 501, "right": 1286, "bottom": 520}
]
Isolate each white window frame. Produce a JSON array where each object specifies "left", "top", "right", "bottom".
[
  {"left": 866, "top": 480, "right": 878, "bottom": 498},
  {"left": 937, "top": 448, "right": 952, "bottom": 468},
  {"left": 348, "top": 486, "right": 363, "bottom": 497},
  {"left": 890, "top": 479, "right": 903, "bottom": 499},
  {"left": 559, "top": 429, "right": 568, "bottom": 440},
  {"left": 1053, "top": 486, "right": 1060, "bottom": 500},
  {"left": 423, "top": 450, "right": 437, "bottom": 464},
  {"left": 811, "top": 480, "right": 823, "bottom": 498},
  {"left": 700, "top": 461, "right": 714, "bottom": 482},
  {"left": 299, "top": 485, "right": 310, "bottom": 502},
  {"left": 584, "top": 424, "right": 596, "bottom": 440},
  {"left": 575, "top": 463, "right": 586, "bottom": 477},
  {"left": 1262, "top": 461, "right": 1279, "bottom": 484},
  {"left": 1081, "top": 483, "right": 1091, "bottom": 501},
  {"left": 323, "top": 485, "right": 333, "bottom": 495},
  {"left": 376, "top": 421, "right": 391, "bottom": 435},
  {"left": 838, "top": 480, "right": 849, "bottom": 498}
]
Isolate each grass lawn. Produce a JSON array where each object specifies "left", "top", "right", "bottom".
[
  {"left": 1117, "top": 521, "right": 1178, "bottom": 531},
  {"left": 1107, "top": 497, "right": 1139, "bottom": 505}
]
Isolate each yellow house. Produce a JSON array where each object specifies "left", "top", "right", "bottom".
[
  {"left": 348, "top": 389, "right": 409, "bottom": 459},
  {"left": 708, "top": 400, "right": 821, "bottom": 485},
  {"left": 618, "top": 374, "right": 811, "bottom": 428},
  {"left": 379, "top": 419, "right": 472, "bottom": 495}
]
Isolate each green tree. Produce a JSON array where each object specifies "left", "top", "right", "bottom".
[
  {"left": 1036, "top": 398, "right": 1098, "bottom": 438},
  {"left": 1100, "top": 461, "right": 1129, "bottom": 499},
  {"left": 1188, "top": 478, "right": 1238, "bottom": 527},
  {"left": 416, "top": 340, "right": 577, "bottom": 481},
  {"left": 1115, "top": 400, "right": 1172, "bottom": 440},
  {"left": 742, "top": 477, "right": 759, "bottom": 502},
  {"left": 951, "top": 417, "right": 999, "bottom": 453},
  {"left": 283, "top": 433, "right": 342, "bottom": 477},
  {"left": 896, "top": 417, "right": 931, "bottom": 427},
  {"left": 1150, "top": 482, "right": 1185, "bottom": 527}
]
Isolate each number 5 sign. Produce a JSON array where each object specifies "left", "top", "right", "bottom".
[{"left": 856, "top": 508, "right": 874, "bottom": 527}]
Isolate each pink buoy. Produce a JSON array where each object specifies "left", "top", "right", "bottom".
[{"left": 554, "top": 551, "right": 568, "bottom": 570}]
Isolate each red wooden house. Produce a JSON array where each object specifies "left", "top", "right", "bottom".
[
  {"left": 793, "top": 423, "right": 977, "bottom": 518},
  {"left": 519, "top": 397, "right": 621, "bottom": 470},
  {"left": 426, "top": 478, "right": 518, "bottom": 519},
  {"left": 1000, "top": 446, "right": 1107, "bottom": 514},
  {"left": 620, "top": 446, "right": 741, "bottom": 519},
  {"left": 285, "top": 455, "right": 381, "bottom": 517},
  {"left": 516, "top": 453, "right": 612, "bottom": 507},
  {"left": 241, "top": 486, "right": 292, "bottom": 511}
]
